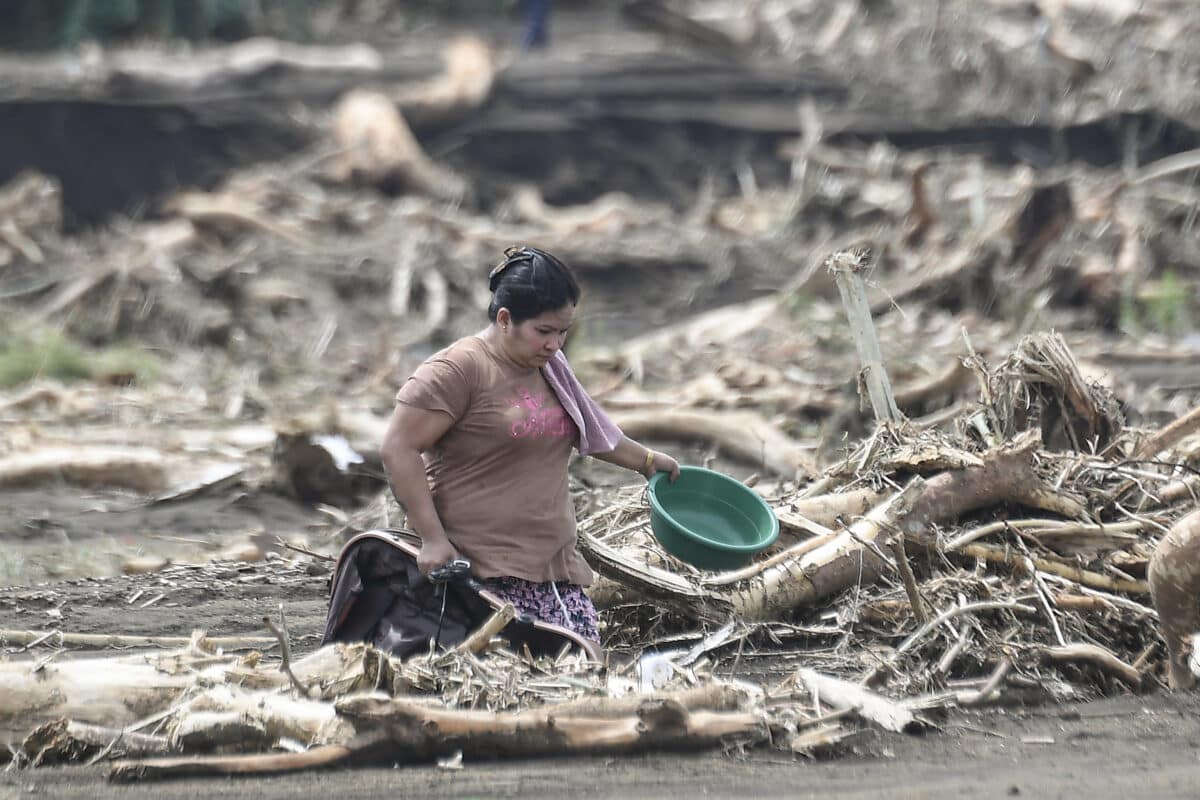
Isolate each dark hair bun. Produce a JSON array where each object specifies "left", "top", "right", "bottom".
[{"left": 486, "top": 246, "right": 581, "bottom": 324}]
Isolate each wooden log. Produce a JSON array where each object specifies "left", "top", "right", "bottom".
[
  {"left": 111, "top": 696, "right": 767, "bottom": 781},
  {"left": 585, "top": 430, "right": 1084, "bottom": 621},
  {"left": 1149, "top": 508, "right": 1200, "bottom": 689},
  {"left": 0, "top": 629, "right": 277, "bottom": 651},
  {"left": 1039, "top": 644, "right": 1143, "bottom": 690},
  {"left": 22, "top": 719, "right": 171, "bottom": 766},
  {"left": 721, "top": 479, "right": 925, "bottom": 620},
  {"left": 609, "top": 408, "right": 816, "bottom": 479},
  {"left": 542, "top": 682, "right": 751, "bottom": 718},
  {"left": 336, "top": 694, "right": 766, "bottom": 756},
  {"left": 783, "top": 486, "right": 888, "bottom": 529},
  {"left": 110, "top": 744, "right": 355, "bottom": 782},
  {"left": 1135, "top": 405, "right": 1200, "bottom": 460},
  {"left": 0, "top": 643, "right": 375, "bottom": 745},
  {"left": 795, "top": 669, "right": 918, "bottom": 732},
  {"left": 0, "top": 650, "right": 203, "bottom": 746},
  {"left": 0, "top": 446, "right": 167, "bottom": 493},
  {"left": 169, "top": 686, "right": 355, "bottom": 750}
]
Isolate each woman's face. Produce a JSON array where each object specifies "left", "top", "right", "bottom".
[{"left": 498, "top": 304, "right": 576, "bottom": 369}]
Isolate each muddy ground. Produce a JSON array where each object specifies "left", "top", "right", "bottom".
[{"left": 2, "top": 562, "right": 1200, "bottom": 798}]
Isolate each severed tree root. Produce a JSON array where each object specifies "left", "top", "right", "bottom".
[{"left": 1149, "top": 508, "right": 1200, "bottom": 689}]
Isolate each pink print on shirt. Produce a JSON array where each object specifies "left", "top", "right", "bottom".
[{"left": 509, "top": 388, "right": 573, "bottom": 439}]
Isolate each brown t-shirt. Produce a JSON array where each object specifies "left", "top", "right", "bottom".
[{"left": 393, "top": 335, "right": 592, "bottom": 585}]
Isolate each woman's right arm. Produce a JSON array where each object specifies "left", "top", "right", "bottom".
[{"left": 381, "top": 403, "right": 460, "bottom": 574}]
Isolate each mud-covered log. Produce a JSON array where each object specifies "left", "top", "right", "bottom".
[
  {"left": 111, "top": 695, "right": 767, "bottom": 782},
  {"left": 1149, "top": 508, "right": 1200, "bottom": 689}
]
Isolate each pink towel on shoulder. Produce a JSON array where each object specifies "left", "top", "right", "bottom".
[{"left": 542, "top": 351, "right": 623, "bottom": 455}]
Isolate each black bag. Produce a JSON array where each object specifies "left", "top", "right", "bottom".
[{"left": 321, "top": 529, "right": 602, "bottom": 662}]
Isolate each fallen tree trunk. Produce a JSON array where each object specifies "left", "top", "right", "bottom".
[
  {"left": 584, "top": 429, "right": 1085, "bottom": 621},
  {"left": 0, "top": 629, "right": 277, "bottom": 651},
  {"left": 0, "top": 446, "right": 167, "bottom": 493},
  {"left": 22, "top": 720, "right": 172, "bottom": 766},
  {"left": 609, "top": 408, "right": 817, "bottom": 479},
  {"left": 110, "top": 693, "right": 767, "bottom": 782},
  {"left": 1135, "top": 404, "right": 1200, "bottom": 460},
  {"left": 0, "top": 642, "right": 376, "bottom": 746},
  {"left": 1149, "top": 508, "right": 1200, "bottom": 689},
  {"left": 782, "top": 486, "right": 889, "bottom": 529}
]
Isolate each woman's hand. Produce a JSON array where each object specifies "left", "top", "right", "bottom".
[
  {"left": 417, "top": 536, "right": 463, "bottom": 576},
  {"left": 644, "top": 450, "right": 681, "bottom": 482}
]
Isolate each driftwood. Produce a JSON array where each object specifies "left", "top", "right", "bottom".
[
  {"left": 1039, "top": 644, "right": 1143, "bottom": 689},
  {"left": 0, "top": 629, "right": 277, "bottom": 651},
  {"left": 1149, "top": 508, "right": 1200, "bottom": 689},
  {"left": 1135, "top": 404, "right": 1200, "bottom": 460},
  {"left": 782, "top": 487, "right": 889, "bottom": 529},
  {"left": 164, "top": 190, "right": 311, "bottom": 247},
  {"left": 22, "top": 720, "right": 172, "bottom": 766},
  {"left": 109, "top": 692, "right": 766, "bottom": 782},
  {"left": 0, "top": 641, "right": 376, "bottom": 745},
  {"left": 585, "top": 428, "right": 1086, "bottom": 623},
  {"left": 795, "top": 668, "right": 918, "bottom": 732},
  {"left": 609, "top": 408, "right": 816, "bottom": 479},
  {"left": 0, "top": 446, "right": 167, "bottom": 493},
  {"left": 109, "top": 38, "right": 381, "bottom": 92}
]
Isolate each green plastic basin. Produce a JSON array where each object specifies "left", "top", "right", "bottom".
[{"left": 647, "top": 466, "right": 779, "bottom": 571}]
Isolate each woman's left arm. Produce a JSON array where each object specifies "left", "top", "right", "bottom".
[{"left": 590, "top": 435, "right": 681, "bottom": 481}]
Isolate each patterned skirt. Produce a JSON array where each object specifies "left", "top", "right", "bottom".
[{"left": 477, "top": 576, "right": 600, "bottom": 642}]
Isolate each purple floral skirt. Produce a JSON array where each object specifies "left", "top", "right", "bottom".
[{"left": 477, "top": 576, "right": 600, "bottom": 642}]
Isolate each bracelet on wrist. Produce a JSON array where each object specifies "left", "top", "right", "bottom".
[{"left": 642, "top": 449, "right": 656, "bottom": 476}]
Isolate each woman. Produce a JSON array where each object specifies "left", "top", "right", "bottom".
[{"left": 381, "top": 246, "right": 680, "bottom": 645}]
